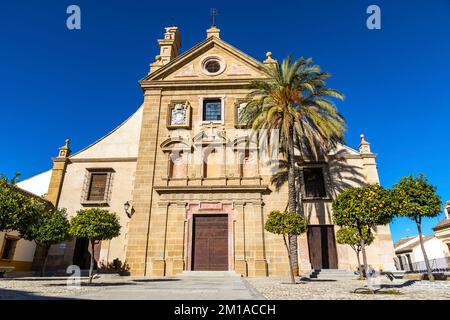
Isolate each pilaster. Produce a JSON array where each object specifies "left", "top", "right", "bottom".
[
  {"left": 125, "top": 89, "right": 163, "bottom": 276},
  {"left": 46, "top": 139, "right": 71, "bottom": 207}
]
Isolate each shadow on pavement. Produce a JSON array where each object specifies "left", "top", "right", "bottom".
[
  {"left": 132, "top": 279, "right": 180, "bottom": 283},
  {"left": 0, "top": 287, "right": 78, "bottom": 300},
  {"left": 381, "top": 280, "right": 417, "bottom": 289},
  {"left": 45, "top": 282, "right": 138, "bottom": 287}
]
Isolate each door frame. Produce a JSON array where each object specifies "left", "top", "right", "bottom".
[
  {"left": 185, "top": 202, "right": 235, "bottom": 271},
  {"left": 191, "top": 214, "right": 229, "bottom": 271}
]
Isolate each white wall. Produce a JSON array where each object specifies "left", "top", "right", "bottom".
[
  {"left": 0, "top": 231, "right": 36, "bottom": 263},
  {"left": 412, "top": 237, "right": 449, "bottom": 261},
  {"left": 16, "top": 170, "right": 52, "bottom": 197}
]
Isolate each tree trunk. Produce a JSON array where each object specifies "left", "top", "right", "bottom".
[
  {"left": 416, "top": 221, "right": 434, "bottom": 281},
  {"left": 355, "top": 250, "right": 363, "bottom": 279},
  {"left": 41, "top": 245, "right": 50, "bottom": 277},
  {"left": 283, "top": 235, "right": 296, "bottom": 284},
  {"left": 89, "top": 240, "right": 95, "bottom": 284},
  {"left": 358, "top": 227, "right": 369, "bottom": 279},
  {"left": 287, "top": 128, "right": 299, "bottom": 275}
]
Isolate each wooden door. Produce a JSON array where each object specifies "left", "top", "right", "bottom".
[
  {"left": 72, "top": 238, "right": 101, "bottom": 270},
  {"left": 192, "top": 215, "right": 228, "bottom": 271},
  {"left": 307, "top": 225, "right": 338, "bottom": 269}
]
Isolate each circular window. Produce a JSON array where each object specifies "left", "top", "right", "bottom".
[
  {"left": 205, "top": 60, "right": 221, "bottom": 73},
  {"left": 201, "top": 56, "right": 225, "bottom": 76}
]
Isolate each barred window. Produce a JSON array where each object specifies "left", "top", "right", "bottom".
[
  {"left": 203, "top": 99, "right": 222, "bottom": 121},
  {"left": 303, "top": 167, "right": 326, "bottom": 198},
  {"left": 81, "top": 169, "right": 114, "bottom": 205},
  {"left": 87, "top": 173, "right": 108, "bottom": 201}
]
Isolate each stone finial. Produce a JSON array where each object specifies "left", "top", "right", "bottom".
[
  {"left": 358, "top": 134, "right": 371, "bottom": 154},
  {"left": 264, "top": 51, "right": 276, "bottom": 64},
  {"left": 58, "top": 138, "right": 71, "bottom": 158},
  {"left": 149, "top": 55, "right": 164, "bottom": 73},
  {"left": 206, "top": 25, "right": 221, "bottom": 39}
]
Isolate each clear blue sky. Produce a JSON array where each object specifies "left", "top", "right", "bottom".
[{"left": 1, "top": 1, "right": 449, "bottom": 242}]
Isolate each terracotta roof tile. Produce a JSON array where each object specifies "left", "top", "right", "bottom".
[
  {"left": 395, "top": 236, "right": 434, "bottom": 254},
  {"left": 393, "top": 236, "right": 417, "bottom": 249},
  {"left": 433, "top": 218, "right": 450, "bottom": 231}
]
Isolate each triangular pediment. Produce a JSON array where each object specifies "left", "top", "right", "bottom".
[{"left": 141, "top": 36, "right": 269, "bottom": 82}]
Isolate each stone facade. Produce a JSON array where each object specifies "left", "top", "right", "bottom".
[
  {"left": 124, "top": 26, "right": 395, "bottom": 276},
  {"left": 19, "top": 25, "right": 396, "bottom": 276}
]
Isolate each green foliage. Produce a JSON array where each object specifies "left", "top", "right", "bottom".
[
  {"left": 265, "top": 210, "right": 307, "bottom": 236},
  {"left": 332, "top": 184, "right": 395, "bottom": 229},
  {"left": 20, "top": 208, "right": 70, "bottom": 248},
  {"left": 242, "top": 56, "right": 346, "bottom": 159},
  {"left": 0, "top": 174, "right": 40, "bottom": 232},
  {"left": 98, "top": 258, "right": 130, "bottom": 273},
  {"left": 392, "top": 174, "right": 442, "bottom": 220},
  {"left": 69, "top": 208, "right": 121, "bottom": 241},
  {"left": 336, "top": 226, "right": 374, "bottom": 250}
]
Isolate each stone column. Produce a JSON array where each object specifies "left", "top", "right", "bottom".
[
  {"left": 165, "top": 202, "right": 186, "bottom": 275},
  {"left": 233, "top": 202, "right": 247, "bottom": 276},
  {"left": 147, "top": 202, "right": 169, "bottom": 276},
  {"left": 245, "top": 202, "right": 268, "bottom": 276}
]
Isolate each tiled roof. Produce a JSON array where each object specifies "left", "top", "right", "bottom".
[
  {"left": 433, "top": 218, "right": 450, "bottom": 231},
  {"left": 395, "top": 236, "right": 434, "bottom": 254},
  {"left": 393, "top": 236, "right": 417, "bottom": 249}
]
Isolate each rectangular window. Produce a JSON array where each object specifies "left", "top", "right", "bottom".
[
  {"left": 1, "top": 237, "right": 17, "bottom": 260},
  {"left": 81, "top": 168, "right": 114, "bottom": 205},
  {"left": 303, "top": 167, "right": 326, "bottom": 198},
  {"left": 87, "top": 173, "right": 108, "bottom": 201},
  {"left": 203, "top": 99, "right": 222, "bottom": 121}
]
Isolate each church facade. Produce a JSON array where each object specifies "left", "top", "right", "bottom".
[{"left": 20, "top": 25, "right": 395, "bottom": 276}]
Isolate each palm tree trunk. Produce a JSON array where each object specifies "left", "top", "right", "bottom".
[
  {"left": 283, "top": 235, "right": 296, "bottom": 284},
  {"left": 287, "top": 129, "right": 298, "bottom": 275},
  {"left": 416, "top": 221, "right": 434, "bottom": 281},
  {"left": 89, "top": 240, "right": 95, "bottom": 284},
  {"left": 41, "top": 245, "right": 50, "bottom": 277}
]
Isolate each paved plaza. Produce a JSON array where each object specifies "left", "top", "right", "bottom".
[
  {"left": 0, "top": 273, "right": 264, "bottom": 300},
  {"left": 0, "top": 273, "right": 449, "bottom": 300}
]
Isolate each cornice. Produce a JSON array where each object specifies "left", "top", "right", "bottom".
[
  {"left": 154, "top": 185, "right": 270, "bottom": 194},
  {"left": 68, "top": 157, "right": 137, "bottom": 163}
]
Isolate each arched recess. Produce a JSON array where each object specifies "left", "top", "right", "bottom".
[
  {"left": 233, "top": 135, "right": 259, "bottom": 178},
  {"left": 193, "top": 128, "right": 229, "bottom": 179},
  {"left": 160, "top": 137, "right": 192, "bottom": 179}
]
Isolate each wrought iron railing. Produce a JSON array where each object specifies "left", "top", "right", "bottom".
[{"left": 394, "top": 256, "right": 450, "bottom": 273}]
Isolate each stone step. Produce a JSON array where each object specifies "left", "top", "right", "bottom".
[
  {"left": 306, "top": 269, "right": 357, "bottom": 279},
  {"left": 312, "top": 269, "right": 356, "bottom": 273},
  {"left": 181, "top": 271, "right": 241, "bottom": 277}
]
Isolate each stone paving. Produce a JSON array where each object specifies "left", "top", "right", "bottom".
[
  {"left": 0, "top": 274, "right": 264, "bottom": 300},
  {"left": 1, "top": 274, "right": 449, "bottom": 300},
  {"left": 246, "top": 277, "right": 450, "bottom": 300}
]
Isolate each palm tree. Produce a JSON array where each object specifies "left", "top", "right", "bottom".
[{"left": 241, "top": 56, "right": 345, "bottom": 274}]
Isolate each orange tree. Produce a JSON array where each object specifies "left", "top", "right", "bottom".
[
  {"left": 392, "top": 174, "right": 442, "bottom": 281},
  {"left": 336, "top": 226, "right": 374, "bottom": 278},
  {"left": 69, "top": 208, "right": 121, "bottom": 284},
  {"left": 265, "top": 210, "right": 307, "bottom": 284},
  {"left": 20, "top": 207, "right": 70, "bottom": 276},
  {"left": 0, "top": 174, "right": 39, "bottom": 232},
  {"left": 332, "top": 184, "right": 395, "bottom": 278}
]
